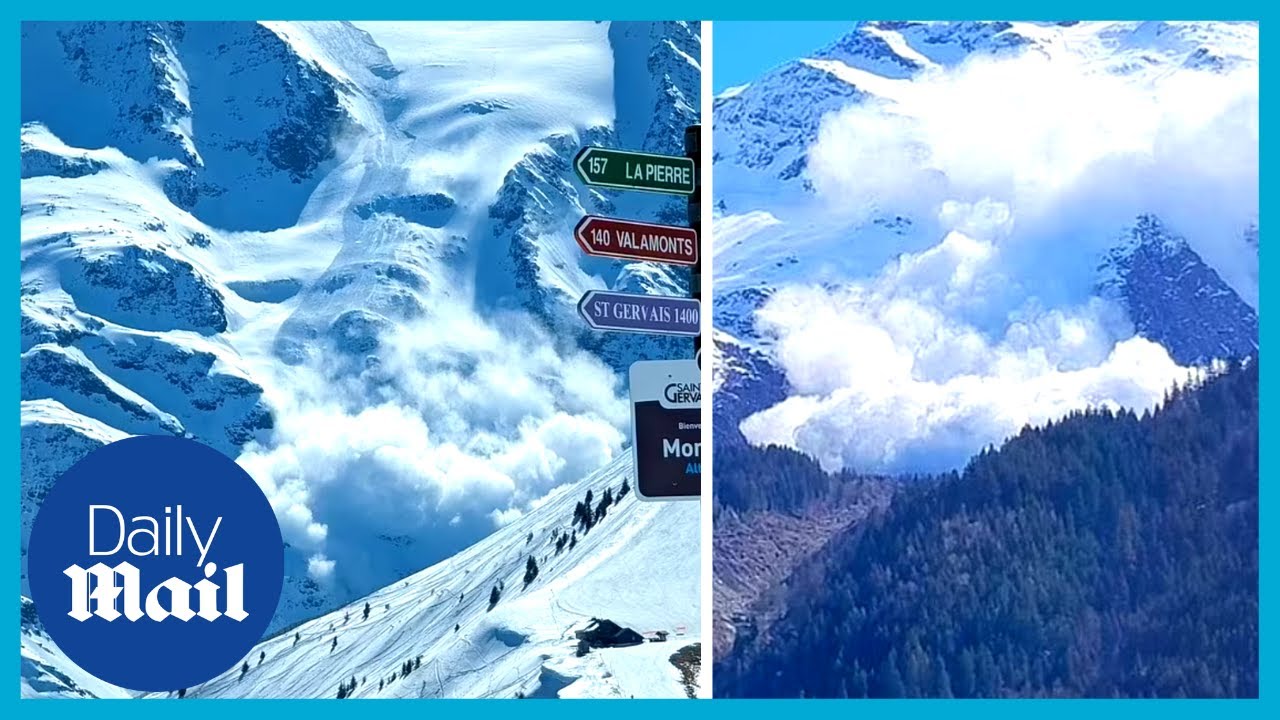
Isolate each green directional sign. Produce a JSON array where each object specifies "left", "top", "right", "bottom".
[{"left": 574, "top": 147, "right": 696, "bottom": 196}]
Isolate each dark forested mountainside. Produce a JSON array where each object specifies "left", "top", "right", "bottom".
[
  {"left": 712, "top": 435, "right": 895, "bottom": 665},
  {"left": 715, "top": 443, "right": 882, "bottom": 515},
  {"left": 716, "top": 359, "right": 1258, "bottom": 698}
]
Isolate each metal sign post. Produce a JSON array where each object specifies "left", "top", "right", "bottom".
[
  {"left": 685, "top": 125, "right": 701, "bottom": 362},
  {"left": 573, "top": 127, "right": 702, "bottom": 499}
]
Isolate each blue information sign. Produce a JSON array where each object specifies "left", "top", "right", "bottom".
[{"left": 577, "top": 290, "right": 701, "bottom": 337}]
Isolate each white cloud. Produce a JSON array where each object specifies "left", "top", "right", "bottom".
[
  {"left": 307, "top": 554, "right": 335, "bottom": 582},
  {"left": 489, "top": 507, "right": 523, "bottom": 528},
  {"left": 743, "top": 30, "right": 1255, "bottom": 476},
  {"left": 238, "top": 302, "right": 626, "bottom": 598},
  {"left": 807, "top": 37, "right": 1259, "bottom": 307},
  {"left": 743, "top": 278, "right": 1195, "bottom": 475}
]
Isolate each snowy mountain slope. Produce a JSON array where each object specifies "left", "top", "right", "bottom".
[
  {"left": 477, "top": 21, "right": 701, "bottom": 374},
  {"left": 20, "top": 21, "right": 701, "bottom": 698},
  {"left": 21, "top": 112, "right": 282, "bottom": 572},
  {"left": 21, "top": 598, "right": 131, "bottom": 699},
  {"left": 18, "top": 401, "right": 128, "bottom": 584},
  {"left": 21, "top": 455, "right": 699, "bottom": 699},
  {"left": 127, "top": 454, "right": 699, "bottom": 700},
  {"left": 22, "top": 22, "right": 374, "bottom": 233},
  {"left": 713, "top": 21, "right": 1257, "bottom": 470},
  {"left": 711, "top": 22, "right": 1041, "bottom": 208}
]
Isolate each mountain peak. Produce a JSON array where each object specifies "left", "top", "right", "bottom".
[{"left": 1099, "top": 214, "right": 1258, "bottom": 366}]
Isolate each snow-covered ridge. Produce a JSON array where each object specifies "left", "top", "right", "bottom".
[
  {"left": 23, "top": 454, "right": 700, "bottom": 699},
  {"left": 165, "top": 454, "right": 698, "bottom": 699}
]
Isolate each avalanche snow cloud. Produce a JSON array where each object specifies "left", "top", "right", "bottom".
[
  {"left": 734, "top": 22, "right": 1257, "bottom": 475},
  {"left": 238, "top": 307, "right": 628, "bottom": 591},
  {"left": 229, "top": 21, "right": 654, "bottom": 596}
]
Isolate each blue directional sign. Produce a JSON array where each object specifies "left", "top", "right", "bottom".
[{"left": 577, "top": 290, "right": 700, "bottom": 337}]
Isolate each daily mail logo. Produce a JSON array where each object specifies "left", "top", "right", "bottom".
[
  {"left": 64, "top": 505, "right": 246, "bottom": 623},
  {"left": 27, "top": 437, "right": 283, "bottom": 692}
]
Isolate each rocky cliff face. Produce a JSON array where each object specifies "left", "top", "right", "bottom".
[{"left": 1098, "top": 215, "right": 1258, "bottom": 365}]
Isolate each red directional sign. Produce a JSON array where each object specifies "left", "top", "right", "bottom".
[{"left": 574, "top": 215, "right": 698, "bottom": 266}]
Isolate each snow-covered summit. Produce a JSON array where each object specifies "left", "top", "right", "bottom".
[{"left": 718, "top": 21, "right": 1256, "bottom": 193}]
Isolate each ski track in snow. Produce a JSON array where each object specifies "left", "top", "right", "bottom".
[{"left": 159, "top": 456, "right": 698, "bottom": 700}]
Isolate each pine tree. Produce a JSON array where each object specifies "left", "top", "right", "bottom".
[
  {"left": 877, "top": 649, "right": 905, "bottom": 698},
  {"left": 933, "top": 653, "right": 954, "bottom": 698},
  {"left": 956, "top": 649, "right": 976, "bottom": 698},
  {"left": 524, "top": 555, "right": 539, "bottom": 586}
]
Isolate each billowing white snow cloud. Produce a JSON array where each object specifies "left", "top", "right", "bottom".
[
  {"left": 238, "top": 305, "right": 627, "bottom": 588},
  {"left": 741, "top": 270, "right": 1196, "bottom": 474},
  {"left": 745, "top": 31, "right": 1254, "bottom": 474},
  {"left": 807, "top": 33, "right": 1259, "bottom": 307}
]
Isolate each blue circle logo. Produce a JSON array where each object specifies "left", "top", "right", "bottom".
[{"left": 27, "top": 436, "right": 284, "bottom": 692}]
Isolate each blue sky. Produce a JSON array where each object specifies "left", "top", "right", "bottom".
[{"left": 713, "top": 21, "right": 856, "bottom": 92}]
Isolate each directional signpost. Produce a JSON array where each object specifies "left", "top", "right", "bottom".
[
  {"left": 574, "top": 216, "right": 698, "bottom": 266},
  {"left": 574, "top": 131, "right": 701, "bottom": 500},
  {"left": 577, "top": 290, "right": 700, "bottom": 337},
  {"left": 574, "top": 147, "right": 695, "bottom": 195}
]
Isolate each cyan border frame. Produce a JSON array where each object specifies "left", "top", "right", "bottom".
[{"left": 3, "top": 3, "right": 1271, "bottom": 716}]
